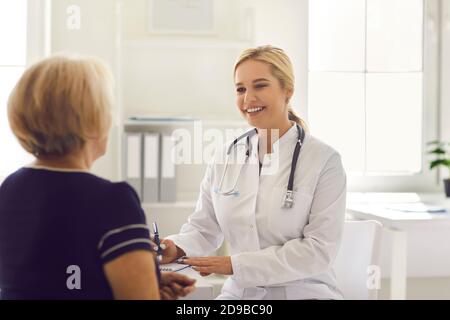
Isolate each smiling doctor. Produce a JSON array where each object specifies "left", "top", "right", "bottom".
[{"left": 162, "top": 45, "right": 347, "bottom": 300}]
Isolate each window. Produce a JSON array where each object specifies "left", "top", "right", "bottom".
[
  {"left": 308, "top": 0, "right": 425, "bottom": 178},
  {"left": 0, "top": 0, "right": 34, "bottom": 179}
]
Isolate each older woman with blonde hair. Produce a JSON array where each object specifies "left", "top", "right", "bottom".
[{"left": 0, "top": 55, "right": 194, "bottom": 299}]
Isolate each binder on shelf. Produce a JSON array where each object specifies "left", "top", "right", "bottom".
[
  {"left": 123, "top": 133, "right": 143, "bottom": 200},
  {"left": 143, "top": 133, "right": 160, "bottom": 203},
  {"left": 160, "top": 134, "right": 177, "bottom": 203}
]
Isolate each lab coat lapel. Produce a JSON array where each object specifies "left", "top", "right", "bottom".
[
  {"left": 233, "top": 133, "right": 261, "bottom": 252},
  {"left": 213, "top": 133, "right": 261, "bottom": 254}
]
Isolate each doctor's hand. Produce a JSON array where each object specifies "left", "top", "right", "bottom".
[
  {"left": 159, "top": 272, "right": 196, "bottom": 300},
  {"left": 159, "top": 239, "right": 186, "bottom": 264},
  {"left": 182, "top": 256, "right": 233, "bottom": 276}
]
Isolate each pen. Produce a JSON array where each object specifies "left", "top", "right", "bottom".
[{"left": 152, "top": 222, "right": 164, "bottom": 261}]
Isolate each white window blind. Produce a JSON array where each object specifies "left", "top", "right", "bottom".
[{"left": 308, "top": 0, "right": 424, "bottom": 175}]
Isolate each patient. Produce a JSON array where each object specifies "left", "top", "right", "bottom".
[{"left": 0, "top": 55, "right": 195, "bottom": 299}]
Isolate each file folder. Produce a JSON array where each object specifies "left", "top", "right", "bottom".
[
  {"left": 123, "top": 133, "right": 143, "bottom": 200},
  {"left": 143, "top": 133, "right": 160, "bottom": 203},
  {"left": 160, "top": 134, "right": 177, "bottom": 202}
]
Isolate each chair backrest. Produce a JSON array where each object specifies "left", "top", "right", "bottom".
[{"left": 334, "top": 220, "right": 382, "bottom": 300}]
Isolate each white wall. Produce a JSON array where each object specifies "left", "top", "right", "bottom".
[
  {"left": 118, "top": 0, "right": 306, "bottom": 121},
  {"left": 120, "top": 0, "right": 246, "bottom": 121},
  {"left": 51, "top": 0, "right": 119, "bottom": 180},
  {"left": 241, "top": 0, "right": 309, "bottom": 120}
]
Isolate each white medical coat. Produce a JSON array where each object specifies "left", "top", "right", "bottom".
[{"left": 167, "top": 124, "right": 347, "bottom": 300}]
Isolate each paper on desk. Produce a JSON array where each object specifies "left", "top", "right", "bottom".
[
  {"left": 159, "top": 263, "right": 213, "bottom": 293},
  {"left": 347, "top": 192, "right": 421, "bottom": 204},
  {"left": 383, "top": 202, "right": 447, "bottom": 213},
  {"left": 159, "top": 263, "right": 191, "bottom": 272}
]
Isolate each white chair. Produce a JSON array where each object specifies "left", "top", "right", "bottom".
[{"left": 334, "top": 220, "right": 382, "bottom": 300}]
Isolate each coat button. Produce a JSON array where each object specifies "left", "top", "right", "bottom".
[{"left": 250, "top": 224, "right": 254, "bottom": 229}]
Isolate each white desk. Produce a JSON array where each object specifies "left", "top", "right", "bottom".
[{"left": 347, "top": 193, "right": 450, "bottom": 300}]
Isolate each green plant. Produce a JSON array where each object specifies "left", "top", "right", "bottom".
[{"left": 427, "top": 140, "right": 450, "bottom": 179}]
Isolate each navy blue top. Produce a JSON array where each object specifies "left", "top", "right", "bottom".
[{"left": 0, "top": 167, "right": 154, "bottom": 300}]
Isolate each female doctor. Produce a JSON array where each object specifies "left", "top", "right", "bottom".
[{"left": 162, "top": 45, "right": 347, "bottom": 300}]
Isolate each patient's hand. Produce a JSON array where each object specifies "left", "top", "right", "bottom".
[{"left": 159, "top": 272, "right": 196, "bottom": 300}]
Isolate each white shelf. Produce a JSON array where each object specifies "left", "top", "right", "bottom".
[
  {"left": 123, "top": 38, "right": 252, "bottom": 50},
  {"left": 142, "top": 201, "right": 197, "bottom": 209},
  {"left": 124, "top": 118, "right": 248, "bottom": 128}
]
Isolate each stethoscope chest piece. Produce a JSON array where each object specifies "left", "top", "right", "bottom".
[{"left": 283, "top": 190, "right": 295, "bottom": 209}]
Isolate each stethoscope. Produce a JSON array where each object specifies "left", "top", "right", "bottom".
[{"left": 214, "top": 124, "right": 305, "bottom": 209}]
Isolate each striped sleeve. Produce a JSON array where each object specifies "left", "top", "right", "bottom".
[{"left": 97, "top": 182, "right": 154, "bottom": 264}]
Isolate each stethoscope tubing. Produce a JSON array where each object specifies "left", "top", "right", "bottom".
[{"left": 216, "top": 125, "right": 305, "bottom": 198}]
